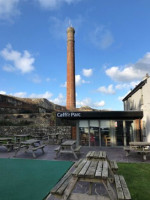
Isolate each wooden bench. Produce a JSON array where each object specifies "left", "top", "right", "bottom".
[
  {"left": 1, "top": 143, "right": 14, "bottom": 151},
  {"left": 50, "top": 163, "right": 78, "bottom": 200},
  {"left": 86, "top": 151, "right": 106, "bottom": 160},
  {"left": 109, "top": 161, "right": 118, "bottom": 174},
  {"left": 74, "top": 145, "right": 81, "bottom": 153},
  {"left": 124, "top": 146, "right": 150, "bottom": 160},
  {"left": 54, "top": 146, "right": 60, "bottom": 152},
  {"left": 114, "top": 175, "right": 131, "bottom": 200},
  {"left": 124, "top": 146, "right": 131, "bottom": 156},
  {"left": 32, "top": 145, "right": 46, "bottom": 157}
]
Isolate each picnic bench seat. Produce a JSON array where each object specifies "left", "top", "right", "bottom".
[
  {"left": 109, "top": 161, "right": 118, "bottom": 174},
  {"left": 54, "top": 146, "right": 60, "bottom": 152},
  {"left": 114, "top": 175, "right": 131, "bottom": 200},
  {"left": 1, "top": 143, "right": 14, "bottom": 151},
  {"left": 31, "top": 144, "right": 46, "bottom": 157},
  {"left": 124, "top": 146, "right": 150, "bottom": 160},
  {"left": 74, "top": 145, "right": 81, "bottom": 153},
  {"left": 32, "top": 144, "right": 46, "bottom": 152},
  {"left": 14, "top": 145, "right": 27, "bottom": 150},
  {"left": 86, "top": 151, "right": 107, "bottom": 159},
  {"left": 74, "top": 158, "right": 83, "bottom": 168}
]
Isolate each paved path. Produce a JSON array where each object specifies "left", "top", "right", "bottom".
[{"left": 0, "top": 144, "right": 150, "bottom": 163}]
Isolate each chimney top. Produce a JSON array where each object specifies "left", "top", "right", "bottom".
[
  {"left": 67, "top": 27, "right": 75, "bottom": 33},
  {"left": 143, "top": 73, "right": 149, "bottom": 80}
]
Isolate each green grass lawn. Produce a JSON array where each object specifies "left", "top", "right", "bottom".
[
  {"left": 0, "top": 158, "right": 73, "bottom": 200},
  {"left": 118, "top": 162, "right": 150, "bottom": 200}
]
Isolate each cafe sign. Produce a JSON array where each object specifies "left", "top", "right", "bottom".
[{"left": 56, "top": 112, "right": 81, "bottom": 118}]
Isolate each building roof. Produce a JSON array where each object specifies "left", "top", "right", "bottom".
[
  {"left": 56, "top": 111, "right": 143, "bottom": 120},
  {"left": 122, "top": 75, "right": 149, "bottom": 101}
]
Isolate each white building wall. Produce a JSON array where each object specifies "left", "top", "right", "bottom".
[
  {"left": 124, "top": 77, "right": 150, "bottom": 142},
  {"left": 142, "top": 78, "right": 150, "bottom": 142}
]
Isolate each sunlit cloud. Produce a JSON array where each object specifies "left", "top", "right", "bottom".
[
  {"left": 0, "top": 91, "right": 6, "bottom": 94},
  {"left": 97, "top": 84, "right": 115, "bottom": 94},
  {"left": 0, "top": 44, "right": 35, "bottom": 74},
  {"left": 0, "top": 0, "right": 20, "bottom": 20},
  {"left": 106, "top": 52, "right": 150, "bottom": 82},
  {"left": 76, "top": 98, "right": 105, "bottom": 108},
  {"left": 29, "top": 91, "right": 53, "bottom": 99},
  {"left": 82, "top": 68, "right": 93, "bottom": 77},
  {"left": 75, "top": 75, "right": 90, "bottom": 86},
  {"left": 51, "top": 93, "right": 65, "bottom": 105}
]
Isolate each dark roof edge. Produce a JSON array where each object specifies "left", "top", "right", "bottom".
[{"left": 122, "top": 79, "right": 147, "bottom": 101}]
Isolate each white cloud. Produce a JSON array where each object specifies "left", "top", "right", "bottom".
[
  {"left": 97, "top": 84, "right": 115, "bottom": 94},
  {"left": 0, "top": 44, "right": 35, "bottom": 74},
  {"left": 29, "top": 91, "right": 53, "bottom": 99},
  {"left": 115, "top": 81, "right": 140, "bottom": 90},
  {"left": 89, "top": 25, "right": 114, "bottom": 49},
  {"left": 36, "top": 0, "right": 81, "bottom": 9},
  {"left": 106, "top": 52, "right": 150, "bottom": 82},
  {"left": 32, "top": 74, "right": 42, "bottom": 83},
  {"left": 82, "top": 68, "right": 93, "bottom": 77},
  {"left": 93, "top": 101, "right": 105, "bottom": 107},
  {"left": 75, "top": 75, "right": 90, "bottom": 86},
  {"left": 0, "top": 0, "right": 20, "bottom": 20},
  {"left": 49, "top": 16, "right": 83, "bottom": 40},
  {"left": 51, "top": 93, "right": 65, "bottom": 105},
  {"left": 2, "top": 64, "right": 15, "bottom": 72},
  {"left": 0, "top": 91, "right": 6, "bottom": 94},
  {"left": 76, "top": 98, "right": 105, "bottom": 108},
  {"left": 13, "top": 92, "right": 27, "bottom": 98}
]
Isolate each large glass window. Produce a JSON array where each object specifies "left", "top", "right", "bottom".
[
  {"left": 115, "top": 121, "right": 124, "bottom": 146},
  {"left": 79, "top": 120, "right": 89, "bottom": 146},
  {"left": 90, "top": 120, "right": 99, "bottom": 146},
  {"left": 100, "top": 120, "right": 111, "bottom": 146}
]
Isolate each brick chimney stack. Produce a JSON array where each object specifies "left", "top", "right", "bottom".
[{"left": 66, "top": 27, "right": 76, "bottom": 110}]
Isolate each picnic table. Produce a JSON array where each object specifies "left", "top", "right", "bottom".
[
  {"left": 50, "top": 151, "right": 131, "bottom": 200},
  {"left": 14, "top": 139, "right": 46, "bottom": 158},
  {"left": 0, "top": 137, "right": 14, "bottom": 151},
  {"left": 48, "top": 133, "right": 62, "bottom": 144},
  {"left": 55, "top": 140, "right": 81, "bottom": 159},
  {"left": 14, "top": 134, "right": 30, "bottom": 143},
  {"left": 124, "top": 142, "right": 150, "bottom": 160}
]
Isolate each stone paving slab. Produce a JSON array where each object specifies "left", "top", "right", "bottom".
[{"left": 0, "top": 144, "right": 150, "bottom": 163}]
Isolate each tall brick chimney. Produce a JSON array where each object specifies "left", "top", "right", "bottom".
[{"left": 66, "top": 27, "right": 76, "bottom": 110}]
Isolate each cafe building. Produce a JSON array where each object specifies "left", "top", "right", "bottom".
[{"left": 56, "top": 111, "right": 143, "bottom": 147}]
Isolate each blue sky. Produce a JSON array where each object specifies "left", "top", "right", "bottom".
[{"left": 0, "top": 0, "right": 150, "bottom": 110}]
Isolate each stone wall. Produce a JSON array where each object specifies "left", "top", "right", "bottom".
[
  {"left": 0, "top": 126, "right": 72, "bottom": 139},
  {"left": 0, "top": 113, "right": 55, "bottom": 126}
]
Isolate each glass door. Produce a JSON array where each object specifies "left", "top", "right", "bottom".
[
  {"left": 115, "top": 121, "right": 124, "bottom": 146},
  {"left": 100, "top": 120, "right": 111, "bottom": 146},
  {"left": 125, "top": 121, "right": 134, "bottom": 145},
  {"left": 89, "top": 120, "right": 99, "bottom": 146}
]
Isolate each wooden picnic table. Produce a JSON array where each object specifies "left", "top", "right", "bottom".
[
  {"left": 0, "top": 137, "right": 14, "bottom": 151},
  {"left": 129, "top": 142, "right": 150, "bottom": 147},
  {"left": 14, "top": 139, "right": 46, "bottom": 158},
  {"left": 14, "top": 134, "right": 30, "bottom": 143},
  {"left": 86, "top": 150, "right": 107, "bottom": 160},
  {"left": 55, "top": 140, "right": 81, "bottom": 159},
  {"left": 50, "top": 151, "right": 131, "bottom": 200},
  {"left": 48, "top": 133, "right": 62, "bottom": 144},
  {"left": 124, "top": 142, "right": 150, "bottom": 160}
]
